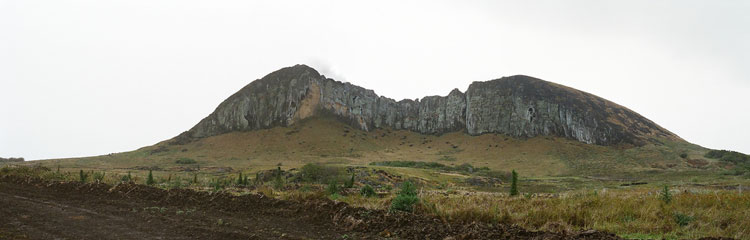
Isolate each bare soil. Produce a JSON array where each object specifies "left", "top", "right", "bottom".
[{"left": 0, "top": 176, "right": 622, "bottom": 239}]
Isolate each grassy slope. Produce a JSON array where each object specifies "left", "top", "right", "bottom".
[{"left": 41, "top": 116, "right": 720, "bottom": 179}]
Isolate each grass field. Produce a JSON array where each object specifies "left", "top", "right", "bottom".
[{"left": 14, "top": 116, "right": 750, "bottom": 239}]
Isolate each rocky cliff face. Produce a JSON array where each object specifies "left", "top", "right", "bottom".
[{"left": 177, "top": 65, "right": 680, "bottom": 146}]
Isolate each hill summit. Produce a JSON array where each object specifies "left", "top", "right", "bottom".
[{"left": 176, "top": 64, "right": 680, "bottom": 146}]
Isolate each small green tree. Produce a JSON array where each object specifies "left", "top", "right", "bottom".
[
  {"left": 146, "top": 170, "right": 155, "bottom": 185},
  {"left": 345, "top": 173, "right": 355, "bottom": 188},
  {"left": 237, "top": 172, "right": 244, "bottom": 186},
  {"left": 122, "top": 172, "right": 132, "bottom": 182},
  {"left": 510, "top": 170, "right": 519, "bottom": 196},
  {"left": 273, "top": 167, "right": 284, "bottom": 189},
  {"left": 661, "top": 185, "right": 672, "bottom": 204},
  {"left": 79, "top": 169, "right": 88, "bottom": 183},
  {"left": 390, "top": 181, "right": 419, "bottom": 212}
]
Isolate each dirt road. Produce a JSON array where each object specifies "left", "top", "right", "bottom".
[{"left": 0, "top": 176, "right": 621, "bottom": 239}]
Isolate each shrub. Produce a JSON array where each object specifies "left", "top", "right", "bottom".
[
  {"left": 146, "top": 170, "right": 155, "bottom": 185},
  {"left": 209, "top": 178, "right": 227, "bottom": 191},
  {"left": 79, "top": 170, "right": 88, "bottom": 183},
  {"left": 510, "top": 170, "right": 519, "bottom": 196},
  {"left": 344, "top": 173, "right": 355, "bottom": 188},
  {"left": 273, "top": 167, "right": 284, "bottom": 190},
  {"left": 660, "top": 185, "right": 672, "bottom": 204},
  {"left": 390, "top": 181, "right": 419, "bottom": 212},
  {"left": 300, "top": 163, "right": 343, "bottom": 183},
  {"left": 121, "top": 172, "right": 132, "bottom": 182},
  {"left": 92, "top": 171, "right": 105, "bottom": 183},
  {"left": 193, "top": 174, "right": 198, "bottom": 184},
  {"left": 360, "top": 185, "right": 376, "bottom": 197},
  {"left": 674, "top": 212, "right": 694, "bottom": 227},
  {"left": 175, "top": 158, "right": 197, "bottom": 164},
  {"left": 236, "top": 172, "right": 244, "bottom": 186},
  {"left": 680, "top": 153, "right": 688, "bottom": 159},
  {"left": 705, "top": 150, "right": 749, "bottom": 164},
  {"left": 326, "top": 180, "right": 339, "bottom": 195},
  {"left": 370, "top": 161, "right": 495, "bottom": 176}
]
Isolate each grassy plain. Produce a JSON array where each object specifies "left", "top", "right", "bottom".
[{"left": 14, "top": 116, "right": 750, "bottom": 239}]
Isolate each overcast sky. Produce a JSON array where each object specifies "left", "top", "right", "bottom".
[{"left": 1, "top": 0, "right": 749, "bottom": 160}]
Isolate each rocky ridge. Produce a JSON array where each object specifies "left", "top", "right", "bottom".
[{"left": 176, "top": 64, "right": 680, "bottom": 146}]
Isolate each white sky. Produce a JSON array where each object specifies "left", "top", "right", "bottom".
[{"left": 1, "top": 0, "right": 748, "bottom": 160}]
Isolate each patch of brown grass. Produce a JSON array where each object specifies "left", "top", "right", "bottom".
[{"left": 414, "top": 188, "right": 749, "bottom": 239}]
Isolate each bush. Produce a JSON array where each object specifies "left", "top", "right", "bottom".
[
  {"left": 344, "top": 173, "right": 355, "bottom": 188},
  {"left": 326, "top": 180, "right": 339, "bottom": 195},
  {"left": 146, "top": 170, "right": 155, "bottom": 185},
  {"left": 680, "top": 153, "right": 688, "bottom": 159},
  {"left": 370, "top": 161, "right": 494, "bottom": 176},
  {"left": 236, "top": 172, "right": 244, "bottom": 186},
  {"left": 79, "top": 170, "right": 88, "bottom": 183},
  {"left": 390, "top": 181, "right": 419, "bottom": 212},
  {"left": 510, "top": 170, "right": 519, "bottom": 196},
  {"left": 360, "top": 185, "right": 376, "bottom": 197},
  {"left": 705, "top": 150, "right": 749, "bottom": 164},
  {"left": 273, "top": 167, "right": 285, "bottom": 190},
  {"left": 92, "top": 171, "right": 105, "bottom": 183},
  {"left": 121, "top": 172, "right": 132, "bottom": 182},
  {"left": 300, "top": 163, "right": 343, "bottom": 183},
  {"left": 674, "top": 212, "right": 694, "bottom": 227},
  {"left": 660, "top": 185, "right": 672, "bottom": 204},
  {"left": 175, "top": 158, "right": 197, "bottom": 164}
]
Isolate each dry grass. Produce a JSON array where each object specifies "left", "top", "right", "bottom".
[
  {"left": 415, "top": 189, "right": 749, "bottom": 239},
  {"left": 293, "top": 185, "right": 750, "bottom": 239},
  {"left": 40, "top": 116, "right": 713, "bottom": 179},
  {"left": 4, "top": 165, "right": 747, "bottom": 239}
]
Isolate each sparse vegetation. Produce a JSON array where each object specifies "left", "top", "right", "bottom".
[
  {"left": 370, "top": 161, "right": 506, "bottom": 179},
  {"left": 705, "top": 150, "right": 749, "bottom": 163},
  {"left": 2, "top": 165, "right": 749, "bottom": 238},
  {"left": 673, "top": 212, "right": 694, "bottom": 227},
  {"left": 360, "top": 185, "right": 376, "bottom": 197},
  {"left": 0, "top": 157, "right": 24, "bottom": 163},
  {"left": 92, "top": 171, "right": 106, "bottom": 183},
  {"left": 299, "top": 163, "right": 343, "bottom": 183},
  {"left": 175, "top": 158, "right": 197, "bottom": 164},
  {"left": 326, "top": 180, "right": 339, "bottom": 195}
]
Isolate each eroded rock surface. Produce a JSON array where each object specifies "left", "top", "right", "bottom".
[{"left": 177, "top": 64, "right": 680, "bottom": 146}]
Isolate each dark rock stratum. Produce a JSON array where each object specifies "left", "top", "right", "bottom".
[{"left": 176, "top": 64, "right": 680, "bottom": 146}]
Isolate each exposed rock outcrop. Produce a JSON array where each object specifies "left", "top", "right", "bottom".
[{"left": 176, "top": 65, "right": 680, "bottom": 146}]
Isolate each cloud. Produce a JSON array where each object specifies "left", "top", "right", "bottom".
[{"left": 307, "top": 58, "right": 348, "bottom": 83}]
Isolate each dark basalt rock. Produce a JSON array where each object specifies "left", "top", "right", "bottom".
[{"left": 176, "top": 64, "right": 680, "bottom": 146}]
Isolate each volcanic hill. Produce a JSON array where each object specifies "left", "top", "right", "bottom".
[
  {"left": 53, "top": 65, "right": 713, "bottom": 177},
  {"left": 176, "top": 64, "right": 680, "bottom": 147}
]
